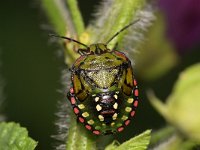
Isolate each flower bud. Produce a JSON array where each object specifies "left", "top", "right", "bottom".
[{"left": 149, "top": 63, "right": 200, "bottom": 142}]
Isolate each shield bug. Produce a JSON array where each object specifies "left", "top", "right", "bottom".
[{"left": 51, "top": 20, "right": 139, "bottom": 135}]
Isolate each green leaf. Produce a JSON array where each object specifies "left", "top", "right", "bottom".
[
  {"left": 0, "top": 122, "right": 37, "bottom": 150},
  {"left": 105, "top": 130, "right": 151, "bottom": 150}
]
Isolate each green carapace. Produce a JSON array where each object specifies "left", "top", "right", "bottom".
[{"left": 52, "top": 21, "right": 139, "bottom": 135}]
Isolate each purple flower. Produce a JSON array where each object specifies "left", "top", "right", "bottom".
[{"left": 159, "top": 0, "right": 200, "bottom": 54}]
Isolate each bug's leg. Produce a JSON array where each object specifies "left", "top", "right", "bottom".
[
  {"left": 67, "top": 91, "right": 71, "bottom": 100},
  {"left": 78, "top": 48, "right": 90, "bottom": 55}
]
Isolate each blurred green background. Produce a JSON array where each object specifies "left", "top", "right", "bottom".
[
  {"left": 0, "top": 0, "right": 200, "bottom": 150},
  {"left": 0, "top": 1, "right": 62, "bottom": 149}
]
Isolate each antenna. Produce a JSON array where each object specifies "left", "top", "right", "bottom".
[
  {"left": 106, "top": 19, "right": 140, "bottom": 45},
  {"left": 49, "top": 34, "right": 89, "bottom": 49}
]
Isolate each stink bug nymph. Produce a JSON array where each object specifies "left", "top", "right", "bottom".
[{"left": 51, "top": 21, "right": 139, "bottom": 135}]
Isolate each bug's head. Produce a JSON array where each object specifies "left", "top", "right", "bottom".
[
  {"left": 49, "top": 34, "right": 111, "bottom": 55},
  {"left": 78, "top": 43, "right": 111, "bottom": 55},
  {"left": 49, "top": 19, "right": 140, "bottom": 56}
]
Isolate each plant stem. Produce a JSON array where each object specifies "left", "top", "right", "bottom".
[
  {"left": 87, "top": 0, "right": 145, "bottom": 49},
  {"left": 66, "top": 0, "right": 85, "bottom": 36},
  {"left": 66, "top": 112, "right": 97, "bottom": 150},
  {"left": 41, "top": 0, "right": 67, "bottom": 35}
]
